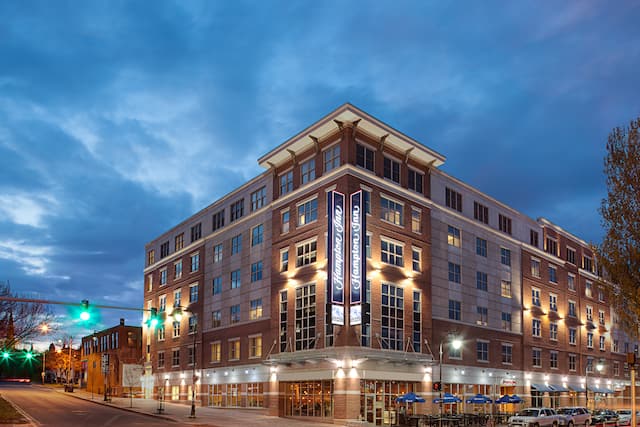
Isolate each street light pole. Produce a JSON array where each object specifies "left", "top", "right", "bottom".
[
  {"left": 190, "top": 321, "right": 196, "bottom": 419},
  {"left": 438, "top": 336, "right": 462, "bottom": 427}
]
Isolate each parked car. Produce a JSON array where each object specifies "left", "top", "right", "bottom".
[
  {"left": 591, "top": 410, "right": 619, "bottom": 426},
  {"left": 557, "top": 407, "right": 592, "bottom": 426},
  {"left": 509, "top": 408, "right": 563, "bottom": 427},
  {"left": 616, "top": 410, "right": 632, "bottom": 426}
]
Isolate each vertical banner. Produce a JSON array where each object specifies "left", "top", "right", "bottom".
[
  {"left": 350, "top": 190, "right": 365, "bottom": 325},
  {"left": 327, "top": 190, "right": 345, "bottom": 325}
]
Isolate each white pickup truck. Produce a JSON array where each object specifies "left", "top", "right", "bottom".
[{"left": 509, "top": 408, "right": 564, "bottom": 427}]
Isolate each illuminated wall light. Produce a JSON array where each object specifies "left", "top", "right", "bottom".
[
  {"left": 544, "top": 374, "right": 550, "bottom": 381},
  {"left": 181, "top": 379, "right": 186, "bottom": 386},
  {"left": 270, "top": 366, "right": 277, "bottom": 373},
  {"left": 270, "top": 372, "right": 277, "bottom": 381},
  {"left": 180, "top": 373, "right": 185, "bottom": 379},
  {"left": 525, "top": 373, "right": 532, "bottom": 380},
  {"left": 349, "top": 368, "right": 358, "bottom": 378},
  {"left": 423, "top": 373, "right": 432, "bottom": 382},
  {"left": 562, "top": 376, "right": 568, "bottom": 382},
  {"left": 607, "top": 380, "right": 612, "bottom": 385},
  {"left": 488, "top": 372, "right": 493, "bottom": 377},
  {"left": 245, "top": 370, "right": 249, "bottom": 375},
  {"left": 424, "top": 366, "right": 432, "bottom": 373},
  {"left": 164, "top": 374, "right": 170, "bottom": 380},
  {"left": 336, "top": 368, "right": 345, "bottom": 379}
]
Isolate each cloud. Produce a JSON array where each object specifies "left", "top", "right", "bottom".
[
  {"left": 0, "top": 192, "right": 58, "bottom": 228},
  {"left": 0, "top": 239, "right": 68, "bottom": 279}
]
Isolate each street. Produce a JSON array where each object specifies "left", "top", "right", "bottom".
[{"left": 0, "top": 383, "right": 174, "bottom": 426}]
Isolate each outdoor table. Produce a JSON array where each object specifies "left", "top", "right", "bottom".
[{"left": 408, "top": 415, "right": 426, "bottom": 427}]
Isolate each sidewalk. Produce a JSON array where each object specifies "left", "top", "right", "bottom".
[{"left": 54, "top": 387, "right": 338, "bottom": 427}]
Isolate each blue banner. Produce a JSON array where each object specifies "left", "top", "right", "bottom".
[{"left": 328, "top": 191, "right": 345, "bottom": 307}]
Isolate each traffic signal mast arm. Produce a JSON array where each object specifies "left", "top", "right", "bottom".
[{"left": 0, "top": 296, "right": 154, "bottom": 313}]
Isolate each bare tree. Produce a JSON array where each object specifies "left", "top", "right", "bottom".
[
  {"left": 0, "top": 281, "right": 55, "bottom": 348},
  {"left": 596, "top": 118, "right": 640, "bottom": 334}
]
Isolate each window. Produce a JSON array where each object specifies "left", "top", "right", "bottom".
[
  {"left": 380, "top": 196, "right": 403, "bottom": 226},
  {"left": 231, "top": 234, "right": 242, "bottom": 254},
  {"left": 249, "top": 335, "right": 262, "bottom": 358},
  {"left": 586, "top": 305, "right": 593, "bottom": 321},
  {"left": 188, "top": 315, "right": 197, "bottom": 334},
  {"left": 583, "top": 255, "right": 593, "bottom": 272},
  {"left": 531, "top": 259, "right": 540, "bottom": 278},
  {"left": 281, "top": 210, "right": 290, "bottom": 234},
  {"left": 295, "top": 283, "right": 317, "bottom": 350},
  {"left": 189, "top": 284, "right": 198, "bottom": 303},
  {"left": 280, "top": 171, "right": 293, "bottom": 195},
  {"left": 157, "top": 351, "right": 165, "bottom": 368},
  {"left": 296, "top": 240, "right": 317, "bottom": 267},
  {"left": 356, "top": 143, "right": 374, "bottom": 171},
  {"left": 613, "top": 339, "right": 619, "bottom": 353},
  {"left": 476, "top": 238, "right": 487, "bottom": 257},
  {"left": 545, "top": 237, "right": 558, "bottom": 256},
  {"left": 363, "top": 190, "right": 371, "bottom": 214},
  {"left": 550, "top": 323, "right": 558, "bottom": 341},
  {"left": 381, "top": 238, "right": 404, "bottom": 267},
  {"left": 230, "top": 305, "right": 240, "bottom": 324},
  {"left": 212, "top": 209, "right": 225, "bottom": 231},
  {"left": 412, "top": 247, "right": 421, "bottom": 272},
  {"left": 498, "top": 214, "right": 512, "bottom": 235},
  {"left": 502, "top": 312, "right": 512, "bottom": 331},
  {"left": 448, "top": 262, "right": 461, "bottom": 283},
  {"left": 600, "top": 336, "right": 606, "bottom": 351},
  {"left": 550, "top": 351, "right": 558, "bottom": 369},
  {"left": 381, "top": 284, "right": 404, "bottom": 350},
  {"left": 413, "top": 291, "right": 421, "bottom": 353},
  {"left": 250, "top": 299, "right": 263, "bottom": 320},
  {"left": 147, "top": 249, "right": 155, "bottom": 266},
  {"left": 474, "top": 202, "right": 489, "bottom": 224},
  {"left": 532, "top": 348, "right": 541, "bottom": 367},
  {"left": 568, "top": 300, "right": 577, "bottom": 317},
  {"left": 190, "top": 253, "right": 199, "bottom": 272},
  {"left": 477, "top": 306, "right": 488, "bottom": 325},
  {"left": 501, "top": 280, "right": 512, "bottom": 298},
  {"left": 411, "top": 207, "right": 422, "bottom": 233},
  {"left": 280, "top": 248, "right": 289, "bottom": 272},
  {"left": 190, "top": 223, "right": 202, "bottom": 242},
  {"left": 172, "top": 321, "right": 180, "bottom": 338},
  {"left": 230, "top": 199, "right": 244, "bottom": 222},
  {"left": 445, "top": 187, "right": 462, "bottom": 212},
  {"left": 567, "top": 247, "right": 576, "bottom": 264},
  {"left": 251, "top": 261, "right": 263, "bottom": 282},
  {"left": 408, "top": 169, "right": 424, "bottom": 193},
  {"left": 147, "top": 274, "right": 153, "bottom": 292},
  {"left": 157, "top": 325, "right": 165, "bottom": 341},
  {"left": 212, "top": 276, "right": 221, "bottom": 295},
  {"left": 477, "top": 341, "right": 489, "bottom": 362},
  {"left": 228, "top": 339, "right": 240, "bottom": 360},
  {"left": 174, "top": 289, "right": 181, "bottom": 308},
  {"left": 500, "top": 247, "right": 511, "bottom": 266},
  {"left": 213, "top": 244, "right": 223, "bottom": 263},
  {"left": 598, "top": 287, "right": 605, "bottom": 302},
  {"left": 532, "top": 319, "right": 541, "bottom": 337},
  {"left": 502, "top": 344, "right": 513, "bottom": 364},
  {"left": 251, "top": 224, "right": 264, "bottom": 246},
  {"left": 569, "top": 328, "right": 577, "bottom": 345},
  {"left": 159, "top": 295, "right": 166, "bottom": 312},
  {"left": 383, "top": 157, "right": 400, "bottom": 183},
  {"left": 599, "top": 310, "right": 605, "bottom": 325},
  {"left": 587, "top": 332, "right": 594, "bottom": 348},
  {"left": 447, "top": 225, "right": 461, "bottom": 247},
  {"left": 585, "top": 281, "right": 593, "bottom": 298},
  {"left": 160, "top": 268, "right": 167, "bottom": 286},
  {"left": 323, "top": 145, "right": 340, "bottom": 172},
  {"left": 172, "top": 349, "right": 180, "bottom": 367},
  {"left": 448, "top": 300, "right": 461, "bottom": 321},
  {"left": 549, "top": 265, "right": 558, "bottom": 283},
  {"left": 530, "top": 230, "right": 539, "bottom": 247},
  {"left": 251, "top": 187, "right": 266, "bottom": 211},
  {"left": 568, "top": 354, "right": 577, "bottom": 371},
  {"left": 210, "top": 342, "right": 221, "bottom": 363},
  {"left": 298, "top": 198, "right": 318, "bottom": 226},
  {"left": 531, "top": 288, "right": 541, "bottom": 306},
  {"left": 568, "top": 273, "right": 576, "bottom": 291},
  {"left": 476, "top": 271, "right": 488, "bottom": 291},
  {"left": 174, "top": 261, "right": 182, "bottom": 279},
  {"left": 549, "top": 294, "right": 558, "bottom": 312},
  {"left": 614, "top": 361, "right": 620, "bottom": 376},
  {"left": 231, "top": 269, "right": 241, "bottom": 289},
  {"left": 449, "top": 343, "right": 462, "bottom": 359},
  {"left": 365, "top": 233, "right": 372, "bottom": 258},
  {"left": 160, "top": 241, "right": 170, "bottom": 258},
  {"left": 211, "top": 310, "right": 221, "bottom": 328},
  {"left": 300, "top": 158, "right": 315, "bottom": 184}
]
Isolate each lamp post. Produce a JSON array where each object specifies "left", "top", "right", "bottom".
[
  {"left": 439, "top": 336, "right": 462, "bottom": 427},
  {"left": 585, "top": 358, "right": 604, "bottom": 410},
  {"left": 171, "top": 306, "right": 197, "bottom": 418}
]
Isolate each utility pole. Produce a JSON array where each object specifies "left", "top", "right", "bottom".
[{"left": 629, "top": 353, "right": 637, "bottom": 427}]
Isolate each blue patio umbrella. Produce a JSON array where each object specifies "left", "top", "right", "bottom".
[
  {"left": 508, "top": 395, "right": 522, "bottom": 403},
  {"left": 396, "top": 392, "right": 426, "bottom": 403},
  {"left": 495, "top": 395, "right": 511, "bottom": 404},
  {"left": 433, "top": 392, "right": 462, "bottom": 404},
  {"left": 465, "top": 394, "right": 493, "bottom": 404}
]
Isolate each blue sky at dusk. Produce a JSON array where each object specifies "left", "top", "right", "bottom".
[{"left": 1, "top": 1, "right": 639, "bottom": 346}]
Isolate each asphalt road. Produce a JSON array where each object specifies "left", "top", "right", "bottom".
[{"left": 0, "top": 383, "right": 174, "bottom": 426}]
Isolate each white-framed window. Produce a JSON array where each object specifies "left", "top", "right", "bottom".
[
  {"left": 172, "top": 349, "right": 180, "bottom": 367},
  {"left": 300, "top": 158, "right": 315, "bottom": 185},
  {"left": 383, "top": 156, "right": 401, "bottom": 183},
  {"left": 381, "top": 238, "right": 403, "bottom": 267},
  {"left": 477, "top": 306, "right": 488, "bottom": 325},
  {"left": 550, "top": 351, "right": 559, "bottom": 369},
  {"left": 323, "top": 144, "right": 340, "bottom": 172},
  {"left": 380, "top": 195, "right": 403, "bottom": 226},
  {"left": 190, "top": 253, "right": 199, "bottom": 272},
  {"left": 281, "top": 210, "right": 290, "bottom": 234},
  {"left": 476, "top": 271, "right": 488, "bottom": 291},
  {"left": 174, "top": 289, "right": 181, "bottom": 307},
  {"left": 411, "top": 207, "right": 422, "bottom": 233},
  {"left": 174, "top": 261, "right": 182, "bottom": 279},
  {"left": 380, "top": 283, "right": 404, "bottom": 351},
  {"left": 411, "top": 247, "right": 421, "bottom": 272},
  {"left": 249, "top": 335, "right": 262, "bottom": 358},
  {"left": 549, "top": 293, "right": 558, "bottom": 312},
  {"left": 211, "top": 310, "right": 221, "bottom": 328},
  {"left": 545, "top": 237, "right": 558, "bottom": 256},
  {"left": 532, "top": 319, "right": 541, "bottom": 337},
  {"left": 251, "top": 261, "right": 263, "bottom": 282},
  {"left": 250, "top": 187, "right": 266, "bottom": 212},
  {"left": 408, "top": 168, "right": 424, "bottom": 193},
  {"left": 586, "top": 305, "right": 593, "bottom": 321},
  {"left": 550, "top": 322, "right": 558, "bottom": 341},
  {"left": 531, "top": 258, "right": 540, "bottom": 278},
  {"left": 210, "top": 341, "right": 221, "bottom": 363},
  {"left": 157, "top": 325, "right": 165, "bottom": 341},
  {"left": 251, "top": 224, "right": 264, "bottom": 246},
  {"left": 600, "top": 335, "right": 606, "bottom": 351},
  {"left": 279, "top": 170, "right": 293, "bottom": 195},
  {"left": 476, "top": 238, "right": 487, "bottom": 257},
  {"left": 230, "top": 305, "right": 240, "bottom": 324},
  {"left": 172, "top": 321, "right": 180, "bottom": 338},
  {"left": 296, "top": 239, "right": 317, "bottom": 267},
  {"left": 585, "top": 281, "right": 593, "bottom": 298},
  {"left": 587, "top": 332, "right": 594, "bottom": 348},
  {"left": 231, "top": 269, "right": 241, "bottom": 289},
  {"left": 531, "top": 288, "right": 541, "bottom": 307},
  {"left": 501, "top": 343, "right": 513, "bottom": 364},
  {"left": 295, "top": 283, "right": 317, "bottom": 350},
  {"left": 213, "top": 243, "right": 223, "bottom": 263},
  {"left": 500, "top": 247, "right": 511, "bottom": 266},
  {"left": 448, "top": 262, "right": 461, "bottom": 283},
  {"left": 567, "top": 247, "right": 576, "bottom": 264},
  {"left": 160, "top": 268, "right": 168, "bottom": 286},
  {"left": 532, "top": 348, "right": 542, "bottom": 367},
  {"left": 568, "top": 300, "right": 577, "bottom": 317},
  {"left": 447, "top": 225, "right": 461, "bottom": 247},
  {"left": 501, "top": 280, "right": 511, "bottom": 298},
  {"left": 297, "top": 197, "right": 318, "bottom": 226},
  {"left": 189, "top": 283, "right": 198, "bottom": 303},
  {"left": 159, "top": 294, "right": 166, "bottom": 312},
  {"left": 188, "top": 314, "right": 197, "bottom": 334},
  {"left": 476, "top": 340, "right": 489, "bottom": 362},
  {"left": 157, "top": 351, "right": 165, "bottom": 368},
  {"left": 280, "top": 248, "right": 289, "bottom": 272},
  {"left": 231, "top": 234, "right": 242, "bottom": 255},
  {"left": 599, "top": 310, "right": 605, "bottom": 325},
  {"left": 228, "top": 338, "right": 240, "bottom": 360},
  {"left": 569, "top": 328, "right": 577, "bottom": 345},
  {"left": 250, "top": 298, "right": 263, "bottom": 320},
  {"left": 502, "top": 312, "right": 512, "bottom": 331},
  {"left": 568, "top": 273, "right": 576, "bottom": 291},
  {"left": 356, "top": 143, "right": 374, "bottom": 171},
  {"left": 568, "top": 354, "right": 577, "bottom": 371},
  {"left": 448, "top": 300, "right": 461, "bottom": 321}
]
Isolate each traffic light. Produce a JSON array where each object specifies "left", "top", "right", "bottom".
[
  {"left": 149, "top": 307, "right": 159, "bottom": 328},
  {"left": 433, "top": 381, "right": 442, "bottom": 391},
  {"left": 1, "top": 350, "right": 9, "bottom": 361},
  {"left": 24, "top": 351, "right": 33, "bottom": 360},
  {"left": 80, "top": 300, "right": 90, "bottom": 321}
]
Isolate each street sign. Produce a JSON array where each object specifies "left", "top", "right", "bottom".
[{"left": 101, "top": 354, "right": 110, "bottom": 374}]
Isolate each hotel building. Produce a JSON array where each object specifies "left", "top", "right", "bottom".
[{"left": 143, "top": 104, "right": 636, "bottom": 425}]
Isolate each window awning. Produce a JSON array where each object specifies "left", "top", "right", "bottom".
[
  {"left": 531, "top": 383, "right": 554, "bottom": 392},
  {"left": 549, "top": 384, "right": 569, "bottom": 392},
  {"left": 588, "top": 386, "right": 614, "bottom": 394},
  {"left": 568, "top": 385, "right": 586, "bottom": 392}
]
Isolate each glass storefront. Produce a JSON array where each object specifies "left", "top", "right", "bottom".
[
  {"left": 208, "top": 383, "right": 264, "bottom": 408},
  {"left": 361, "top": 380, "right": 417, "bottom": 426},
  {"left": 284, "top": 380, "right": 333, "bottom": 418}
]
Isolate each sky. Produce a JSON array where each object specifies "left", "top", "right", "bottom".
[{"left": 1, "top": 1, "right": 639, "bottom": 348}]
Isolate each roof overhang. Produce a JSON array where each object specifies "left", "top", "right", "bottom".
[
  {"left": 258, "top": 103, "right": 446, "bottom": 170},
  {"left": 264, "top": 346, "right": 434, "bottom": 367}
]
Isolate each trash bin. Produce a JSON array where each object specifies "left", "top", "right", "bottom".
[{"left": 64, "top": 383, "right": 74, "bottom": 392}]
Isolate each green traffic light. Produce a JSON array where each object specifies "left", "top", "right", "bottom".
[
  {"left": 1, "top": 351, "right": 9, "bottom": 360},
  {"left": 80, "top": 299, "right": 90, "bottom": 320},
  {"left": 25, "top": 352, "right": 33, "bottom": 360}
]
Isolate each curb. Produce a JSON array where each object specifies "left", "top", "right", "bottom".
[{"left": 1, "top": 394, "right": 37, "bottom": 427}]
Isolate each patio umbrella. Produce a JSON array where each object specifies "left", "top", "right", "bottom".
[
  {"left": 465, "top": 394, "right": 492, "bottom": 404},
  {"left": 433, "top": 393, "right": 462, "bottom": 404},
  {"left": 396, "top": 392, "right": 426, "bottom": 403},
  {"left": 495, "top": 395, "right": 511, "bottom": 404},
  {"left": 508, "top": 395, "right": 522, "bottom": 403}
]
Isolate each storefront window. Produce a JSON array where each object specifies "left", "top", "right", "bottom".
[{"left": 284, "top": 380, "right": 332, "bottom": 418}]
